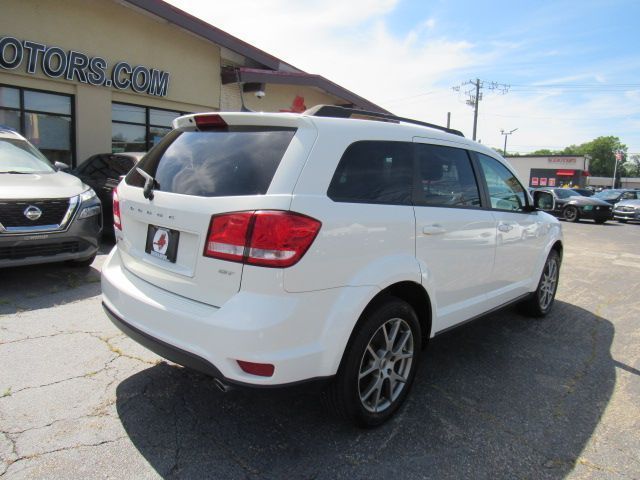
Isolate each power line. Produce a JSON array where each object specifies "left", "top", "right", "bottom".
[{"left": 452, "top": 79, "right": 510, "bottom": 140}]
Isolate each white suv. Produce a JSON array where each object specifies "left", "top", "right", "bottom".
[{"left": 101, "top": 106, "right": 562, "bottom": 427}]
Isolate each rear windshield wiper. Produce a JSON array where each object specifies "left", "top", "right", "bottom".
[{"left": 0, "top": 171, "right": 30, "bottom": 174}]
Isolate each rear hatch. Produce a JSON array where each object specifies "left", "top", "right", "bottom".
[{"left": 114, "top": 112, "right": 316, "bottom": 307}]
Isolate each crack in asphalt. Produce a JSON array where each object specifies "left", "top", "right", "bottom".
[
  {"left": 1, "top": 330, "right": 159, "bottom": 400},
  {"left": 0, "top": 330, "right": 102, "bottom": 346},
  {"left": 0, "top": 437, "right": 128, "bottom": 477}
]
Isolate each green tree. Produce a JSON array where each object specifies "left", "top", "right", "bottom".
[
  {"left": 622, "top": 155, "right": 640, "bottom": 177},
  {"left": 580, "top": 136, "right": 626, "bottom": 176},
  {"left": 529, "top": 149, "right": 555, "bottom": 155}
]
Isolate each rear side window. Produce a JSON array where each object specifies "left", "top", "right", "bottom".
[
  {"left": 327, "top": 141, "right": 412, "bottom": 205},
  {"left": 126, "top": 127, "right": 296, "bottom": 197},
  {"left": 415, "top": 144, "right": 481, "bottom": 208}
]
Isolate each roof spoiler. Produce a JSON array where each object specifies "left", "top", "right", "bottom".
[{"left": 304, "top": 105, "right": 464, "bottom": 137}]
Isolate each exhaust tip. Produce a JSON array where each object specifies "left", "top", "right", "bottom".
[{"left": 214, "top": 378, "right": 231, "bottom": 393}]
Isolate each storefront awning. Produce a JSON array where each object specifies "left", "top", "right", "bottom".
[
  {"left": 556, "top": 170, "right": 575, "bottom": 176},
  {"left": 221, "top": 67, "right": 390, "bottom": 114}
]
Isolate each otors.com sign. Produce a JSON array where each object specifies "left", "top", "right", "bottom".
[{"left": 0, "top": 36, "right": 170, "bottom": 97}]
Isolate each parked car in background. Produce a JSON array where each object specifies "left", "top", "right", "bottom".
[
  {"left": 72, "top": 152, "right": 145, "bottom": 235},
  {"left": 531, "top": 187, "right": 612, "bottom": 223},
  {"left": 102, "top": 106, "right": 563, "bottom": 427},
  {"left": 593, "top": 189, "right": 639, "bottom": 205},
  {"left": 0, "top": 127, "right": 101, "bottom": 268},
  {"left": 570, "top": 188, "right": 594, "bottom": 197},
  {"left": 613, "top": 199, "right": 640, "bottom": 223}
]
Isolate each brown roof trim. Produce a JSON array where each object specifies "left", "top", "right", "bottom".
[
  {"left": 122, "top": 0, "right": 389, "bottom": 114},
  {"left": 506, "top": 155, "right": 585, "bottom": 158},
  {"left": 222, "top": 67, "right": 390, "bottom": 114},
  {"left": 122, "top": 0, "right": 294, "bottom": 71}
]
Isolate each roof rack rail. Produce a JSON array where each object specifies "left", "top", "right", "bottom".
[{"left": 304, "top": 105, "right": 464, "bottom": 137}]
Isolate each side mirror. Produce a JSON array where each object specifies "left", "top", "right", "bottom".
[
  {"left": 54, "top": 161, "right": 70, "bottom": 172},
  {"left": 533, "top": 192, "right": 554, "bottom": 212}
]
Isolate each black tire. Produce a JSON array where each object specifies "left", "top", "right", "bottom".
[
  {"left": 563, "top": 205, "right": 579, "bottom": 222},
  {"left": 67, "top": 254, "right": 96, "bottom": 268},
  {"left": 594, "top": 218, "right": 607, "bottom": 224},
  {"left": 519, "top": 250, "right": 561, "bottom": 317},
  {"left": 323, "top": 297, "right": 421, "bottom": 428}
]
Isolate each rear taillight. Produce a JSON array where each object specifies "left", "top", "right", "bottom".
[
  {"left": 113, "top": 187, "right": 122, "bottom": 231},
  {"left": 204, "top": 212, "right": 253, "bottom": 262},
  {"left": 204, "top": 211, "right": 321, "bottom": 268}
]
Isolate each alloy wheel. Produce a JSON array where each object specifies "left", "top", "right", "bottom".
[
  {"left": 564, "top": 206, "right": 578, "bottom": 222},
  {"left": 538, "top": 256, "right": 559, "bottom": 310},
  {"left": 358, "top": 318, "right": 414, "bottom": 413}
]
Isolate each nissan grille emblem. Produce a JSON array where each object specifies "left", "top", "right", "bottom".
[{"left": 24, "top": 205, "right": 43, "bottom": 221}]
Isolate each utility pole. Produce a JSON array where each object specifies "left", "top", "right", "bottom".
[
  {"left": 446, "top": 112, "right": 451, "bottom": 129},
  {"left": 472, "top": 79, "right": 480, "bottom": 141},
  {"left": 500, "top": 128, "right": 518, "bottom": 155},
  {"left": 453, "top": 79, "right": 510, "bottom": 141}
]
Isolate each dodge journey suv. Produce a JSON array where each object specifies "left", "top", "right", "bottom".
[{"left": 101, "top": 106, "right": 563, "bottom": 427}]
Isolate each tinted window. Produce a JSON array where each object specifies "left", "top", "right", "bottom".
[
  {"left": 477, "top": 154, "right": 527, "bottom": 212},
  {"left": 555, "top": 188, "right": 579, "bottom": 199},
  {"left": 415, "top": 144, "right": 480, "bottom": 208},
  {"left": 1, "top": 87, "right": 74, "bottom": 165},
  {"left": 594, "top": 190, "right": 622, "bottom": 200},
  {"left": 327, "top": 141, "right": 412, "bottom": 205},
  {"left": 24, "top": 91, "right": 71, "bottom": 115},
  {"left": 126, "top": 127, "right": 296, "bottom": 197}
]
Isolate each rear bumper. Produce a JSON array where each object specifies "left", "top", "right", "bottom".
[
  {"left": 101, "top": 248, "right": 372, "bottom": 386},
  {"left": 103, "top": 302, "right": 330, "bottom": 389}
]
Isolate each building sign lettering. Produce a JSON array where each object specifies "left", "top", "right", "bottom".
[
  {"left": 548, "top": 157, "right": 576, "bottom": 164},
  {"left": 0, "top": 36, "right": 169, "bottom": 97}
]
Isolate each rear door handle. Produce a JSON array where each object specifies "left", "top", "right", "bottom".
[
  {"left": 422, "top": 224, "right": 446, "bottom": 235},
  {"left": 498, "top": 224, "right": 513, "bottom": 232}
]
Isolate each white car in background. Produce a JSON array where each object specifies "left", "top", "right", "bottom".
[{"left": 101, "top": 106, "right": 563, "bottom": 427}]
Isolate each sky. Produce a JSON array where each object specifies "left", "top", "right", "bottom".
[{"left": 166, "top": 0, "right": 640, "bottom": 155}]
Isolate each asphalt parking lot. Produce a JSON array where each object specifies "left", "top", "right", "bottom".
[{"left": 1, "top": 221, "right": 639, "bottom": 479}]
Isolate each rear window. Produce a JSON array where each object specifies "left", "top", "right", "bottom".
[{"left": 126, "top": 127, "right": 296, "bottom": 197}]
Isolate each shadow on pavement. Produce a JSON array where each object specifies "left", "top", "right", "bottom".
[
  {"left": 0, "top": 239, "right": 114, "bottom": 314},
  {"left": 116, "top": 300, "right": 615, "bottom": 479}
]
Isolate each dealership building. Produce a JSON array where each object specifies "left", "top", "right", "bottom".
[
  {"left": 505, "top": 155, "right": 590, "bottom": 188},
  {"left": 0, "top": 0, "right": 385, "bottom": 167}
]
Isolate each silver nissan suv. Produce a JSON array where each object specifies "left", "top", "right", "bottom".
[{"left": 0, "top": 127, "right": 102, "bottom": 268}]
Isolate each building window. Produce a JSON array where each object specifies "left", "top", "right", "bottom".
[
  {"left": 111, "top": 102, "right": 184, "bottom": 153},
  {"left": 0, "top": 85, "right": 74, "bottom": 166}
]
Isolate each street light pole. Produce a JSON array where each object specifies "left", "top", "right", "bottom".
[{"left": 500, "top": 128, "right": 518, "bottom": 155}]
